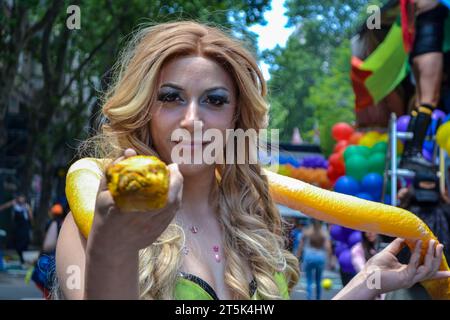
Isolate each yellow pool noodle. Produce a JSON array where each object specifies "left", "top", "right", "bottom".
[{"left": 65, "top": 158, "right": 450, "bottom": 299}]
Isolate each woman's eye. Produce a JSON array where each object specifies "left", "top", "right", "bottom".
[
  {"left": 157, "top": 92, "right": 182, "bottom": 103},
  {"left": 205, "top": 95, "right": 229, "bottom": 106}
]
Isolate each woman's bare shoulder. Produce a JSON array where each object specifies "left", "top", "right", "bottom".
[{"left": 56, "top": 211, "right": 86, "bottom": 299}]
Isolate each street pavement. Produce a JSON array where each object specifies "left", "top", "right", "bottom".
[
  {"left": 0, "top": 249, "right": 343, "bottom": 300},
  {"left": 291, "top": 269, "right": 343, "bottom": 300},
  {"left": 0, "top": 250, "right": 43, "bottom": 300},
  {"left": 0, "top": 267, "right": 342, "bottom": 300}
]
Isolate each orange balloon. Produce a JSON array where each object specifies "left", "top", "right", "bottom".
[{"left": 348, "top": 131, "right": 363, "bottom": 145}]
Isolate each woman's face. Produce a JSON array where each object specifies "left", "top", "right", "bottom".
[
  {"left": 365, "top": 232, "right": 377, "bottom": 243},
  {"left": 150, "top": 56, "right": 237, "bottom": 176}
]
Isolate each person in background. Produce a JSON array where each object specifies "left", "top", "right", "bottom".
[
  {"left": 32, "top": 203, "right": 66, "bottom": 298},
  {"left": 290, "top": 219, "right": 304, "bottom": 258},
  {"left": 0, "top": 194, "right": 33, "bottom": 266},
  {"left": 401, "top": 0, "right": 449, "bottom": 171},
  {"left": 351, "top": 232, "right": 385, "bottom": 299},
  {"left": 296, "top": 219, "right": 333, "bottom": 300},
  {"left": 385, "top": 171, "right": 450, "bottom": 299},
  {"left": 42, "top": 204, "right": 66, "bottom": 254}
]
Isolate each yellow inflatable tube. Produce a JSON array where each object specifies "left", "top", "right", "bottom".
[{"left": 65, "top": 158, "right": 450, "bottom": 299}]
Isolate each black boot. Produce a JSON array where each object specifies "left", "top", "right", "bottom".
[
  {"left": 400, "top": 107, "right": 434, "bottom": 172},
  {"left": 400, "top": 110, "right": 417, "bottom": 167}
]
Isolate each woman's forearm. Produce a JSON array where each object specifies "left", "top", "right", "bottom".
[
  {"left": 332, "top": 271, "right": 380, "bottom": 300},
  {"left": 84, "top": 234, "right": 140, "bottom": 300}
]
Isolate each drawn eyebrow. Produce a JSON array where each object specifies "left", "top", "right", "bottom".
[
  {"left": 204, "top": 86, "right": 229, "bottom": 93},
  {"left": 159, "top": 83, "right": 184, "bottom": 90},
  {"left": 159, "top": 84, "right": 230, "bottom": 93}
]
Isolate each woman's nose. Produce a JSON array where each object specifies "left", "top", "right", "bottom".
[{"left": 180, "top": 100, "right": 203, "bottom": 130}]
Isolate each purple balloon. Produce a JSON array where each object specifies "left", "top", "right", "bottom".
[
  {"left": 432, "top": 109, "right": 446, "bottom": 121},
  {"left": 302, "top": 155, "right": 327, "bottom": 169},
  {"left": 331, "top": 225, "right": 355, "bottom": 244},
  {"left": 396, "top": 115, "right": 410, "bottom": 133},
  {"left": 347, "top": 231, "right": 363, "bottom": 247},
  {"left": 342, "top": 226, "right": 355, "bottom": 241},
  {"left": 338, "top": 249, "right": 356, "bottom": 274},
  {"left": 334, "top": 241, "right": 349, "bottom": 257},
  {"left": 330, "top": 225, "right": 347, "bottom": 243}
]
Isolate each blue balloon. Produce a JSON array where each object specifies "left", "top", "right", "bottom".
[
  {"left": 384, "top": 194, "right": 392, "bottom": 205},
  {"left": 443, "top": 114, "right": 450, "bottom": 124},
  {"left": 334, "top": 176, "right": 360, "bottom": 196},
  {"left": 355, "top": 192, "right": 373, "bottom": 201},
  {"left": 347, "top": 231, "right": 363, "bottom": 247},
  {"left": 279, "top": 155, "right": 288, "bottom": 165},
  {"left": 361, "top": 173, "right": 383, "bottom": 200},
  {"left": 423, "top": 140, "right": 434, "bottom": 153},
  {"left": 289, "top": 158, "right": 301, "bottom": 168}
]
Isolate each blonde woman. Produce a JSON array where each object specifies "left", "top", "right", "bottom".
[{"left": 55, "top": 21, "right": 448, "bottom": 300}]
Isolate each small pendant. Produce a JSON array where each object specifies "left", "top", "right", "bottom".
[
  {"left": 190, "top": 226, "right": 199, "bottom": 234},
  {"left": 213, "top": 245, "right": 220, "bottom": 263},
  {"left": 182, "top": 246, "right": 189, "bottom": 255}
]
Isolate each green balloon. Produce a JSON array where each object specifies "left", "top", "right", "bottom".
[
  {"left": 368, "top": 152, "right": 386, "bottom": 174},
  {"left": 344, "top": 145, "right": 370, "bottom": 161},
  {"left": 345, "top": 155, "right": 370, "bottom": 181},
  {"left": 372, "top": 142, "right": 387, "bottom": 154}
]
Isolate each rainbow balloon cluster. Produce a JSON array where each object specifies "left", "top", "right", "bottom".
[
  {"left": 277, "top": 155, "right": 331, "bottom": 189},
  {"left": 327, "top": 122, "right": 395, "bottom": 274},
  {"left": 326, "top": 123, "right": 399, "bottom": 201}
]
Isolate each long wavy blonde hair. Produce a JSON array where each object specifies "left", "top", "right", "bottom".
[{"left": 80, "top": 21, "right": 299, "bottom": 300}]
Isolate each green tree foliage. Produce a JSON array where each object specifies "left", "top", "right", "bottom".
[
  {"left": 0, "top": 0, "right": 270, "bottom": 240},
  {"left": 264, "top": 37, "right": 321, "bottom": 141},
  {"left": 307, "top": 40, "right": 355, "bottom": 156},
  {"left": 265, "top": 0, "right": 384, "bottom": 149}
]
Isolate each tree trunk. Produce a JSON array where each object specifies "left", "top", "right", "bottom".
[{"left": 33, "top": 161, "right": 53, "bottom": 245}]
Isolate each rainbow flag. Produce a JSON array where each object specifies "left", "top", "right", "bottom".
[{"left": 351, "top": 5, "right": 450, "bottom": 111}]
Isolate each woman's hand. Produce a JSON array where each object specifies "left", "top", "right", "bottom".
[
  {"left": 362, "top": 238, "right": 450, "bottom": 294},
  {"left": 84, "top": 148, "right": 183, "bottom": 299},
  {"left": 89, "top": 148, "right": 183, "bottom": 255},
  {"left": 334, "top": 238, "right": 450, "bottom": 300}
]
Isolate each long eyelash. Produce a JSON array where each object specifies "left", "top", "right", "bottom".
[
  {"left": 207, "top": 95, "right": 230, "bottom": 105},
  {"left": 157, "top": 92, "right": 179, "bottom": 102}
]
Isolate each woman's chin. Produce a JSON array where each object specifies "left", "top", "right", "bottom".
[{"left": 176, "top": 162, "right": 215, "bottom": 177}]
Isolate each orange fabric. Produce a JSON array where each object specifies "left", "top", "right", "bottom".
[
  {"left": 351, "top": 56, "right": 374, "bottom": 110},
  {"left": 50, "top": 204, "right": 63, "bottom": 215}
]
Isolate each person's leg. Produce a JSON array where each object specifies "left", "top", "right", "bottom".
[
  {"left": 402, "top": 5, "right": 448, "bottom": 171},
  {"left": 315, "top": 256, "right": 325, "bottom": 300},
  {"left": 16, "top": 249, "right": 24, "bottom": 264},
  {"left": 304, "top": 258, "right": 314, "bottom": 300},
  {"left": 413, "top": 53, "right": 444, "bottom": 107}
]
